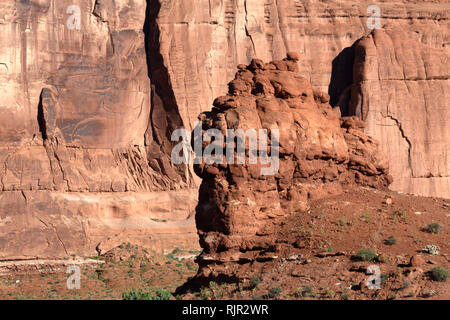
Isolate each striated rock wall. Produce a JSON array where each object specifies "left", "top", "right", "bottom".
[
  {"left": 0, "top": 0, "right": 448, "bottom": 258},
  {"left": 344, "top": 28, "right": 449, "bottom": 198},
  {"left": 153, "top": 0, "right": 449, "bottom": 198},
  {"left": 0, "top": 0, "right": 198, "bottom": 259},
  {"left": 193, "top": 56, "right": 392, "bottom": 281}
]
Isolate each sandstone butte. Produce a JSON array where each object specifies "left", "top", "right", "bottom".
[
  {"left": 193, "top": 54, "right": 392, "bottom": 281},
  {"left": 0, "top": 0, "right": 448, "bottom": 259}
]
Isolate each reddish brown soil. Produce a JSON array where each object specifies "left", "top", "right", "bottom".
[
  {"left": 0, "top": 188, "right": 447, "bottom": 300},
  {"left": 0, "top": 245, "right": 199, "bottom": 300},
  {"left": 183, "top": 187, "right": 448, "bottom": 300}
]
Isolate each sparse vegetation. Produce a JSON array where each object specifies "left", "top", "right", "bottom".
[
  {"left": 268, "top": 287, "right": 282, "bottom": 299},
  {"left": 200, "top": 287, "right": 212, "bottom": 300},
  {"left": 249, "top": 277, "right": 261, "bottom": 289},
  {"left": 323, "top": 288, "right": 335, "bottom": 299},
  {"left": 424, "top": 222, "right": 441, "bottom": 234},
  {"left": 209, "top": 281, "right": 218, "bottom": 291},
  {"left": 381, "top": 273, "right": 390, "bottom": 284},
  {"left": 122, "top": 288, "right": 172, "bottom": 300},
  {"left": 385, "top": 236, "right": 396, "bottom": 245},
  {"left": 430, "top": 267, "right": 448, "bottom": 282},
  {"left": 391, "top": 210, "right": 408, "bottom": 223},
  {"left": 295, "top": 285, "right": 317, "bottom": 298},
  {"left": 354, "top": 248, "right": 378, "bottom": 262}
]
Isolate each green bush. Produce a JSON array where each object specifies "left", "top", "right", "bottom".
[
  {"left": 296, "top": 285, "right": 316, "bottom": 298},
  {"left": 200, "top": 287, "right": 212, "bottom": 300},
  {"left": 249, "top": 277, "right": 261, "bottom": 289},
  {"left": 424, "top": 223, "right": 441, "bottom": 234},
  {"left": 381, "top": 273, "right": 390, "bottom": 284},
  {"left": 122, "top": 288, "right": 172, "bottom": 300},
  {"left": 323, "top": 288, "right": 335, "bottom": 299},
  {"left": 354, "top": 248, "right": 378, "bottom": 262},
  {"left": 208, "top": 281, "right": 218, "bottom": 291},
  {"left": 430, "top": 267, "right": 448, "bottom": 282},
  {"left": 268, "top": 287, "right": 282, "bottom": 299},
  {"left": 385, "top": 236, "right": 396, "bottom": 245}
]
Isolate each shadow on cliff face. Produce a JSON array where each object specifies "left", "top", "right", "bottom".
[
  {"left": 328, "top": 41, "right": 359, "bottom": 116},
  {"left": 143, "top": 0, "right": 188, "bottom": 182}
]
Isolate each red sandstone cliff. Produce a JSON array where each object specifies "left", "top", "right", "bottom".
[{"left": 0, "top": 0, "right": 448, "bottom": 259}]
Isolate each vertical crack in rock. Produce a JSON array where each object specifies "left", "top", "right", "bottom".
[
  {"left": 37, "top": 88, "right": 69, "bottom": 191},
  {"left": 244, "top": 0, "right": 257, "bottom": 56},
  {"left": 37, "top": 91, "right": 48, "bottom": 141},
  {"left": 92, "top": 0, "right": 115, "bottom": 55},
  {"left": 328, "top": 42, "right": 358, "bottom": 116},
  {"left": 143, "top": 0, "right": 191, "bottom": 185},
  {"left": 383, "top": 113, "right": 414, "bottom": 177}
]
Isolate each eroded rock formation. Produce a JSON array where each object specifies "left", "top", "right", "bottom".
[
  {"left": 0, "top": 0, "right": 448, "bottom": 259},
  {"left": 193, "top": 55, "right": 392, "bottom": 281}
]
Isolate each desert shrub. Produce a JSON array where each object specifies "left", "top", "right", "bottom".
[
  {"left": 381, "top": 273, "right": 390, "bottom": 284},
  {"left": 296, "top": 285, "right": 316, "bottom": 298},
  {"left": 268, "top": 287, "right": 282, "bottom": 299},
  {"left": 354, "top": 248, "right": 378, "bottom": 262},
  {"left": 430, "top": 267, "right": 448, "bottom": 282},
  {"left": 424, "top": 223, "right": 441, "bottom": 234},
  {"left": 122, "top": 288, "right": 172, "bottom": 300},
  {"left": 385, "top": 236, "right": 396, "bottom": 245},
  {"left": 208, "top": 281, "right": 218, "bottom": 291},
  {"left": 200, "top": 287, "right": 212, "bottom": 299},
  {"left": 249, "top": 277, "right": 261, "bottom": 289},
  {"left": 323, "top": 288, "right": 335, "bottom": 299}
]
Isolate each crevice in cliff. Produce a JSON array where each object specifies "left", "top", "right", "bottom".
[
  {"left": 244, "top": 0, "right": 256, "bottom": 56},
  {"left": 92, "top": 0, "right": 115, "bottom": 55},
  {"left": 37, "top": 89, "right": 70, "bottom": 191},
  {"left": 382, "top": 112, "right": 414, "bottom": 176},
  {"left": 37, "top": 91, "right": 48, "bottom": 141},
  {"left": 328, "top": 42, "right": 359, "bottom": 116},
  {"left": 143, "top": 0, "right": 190, "bottom": 185}
]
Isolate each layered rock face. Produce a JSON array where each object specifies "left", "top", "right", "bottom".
[
  {"left": 153, "top": 0, "right": 449, "bottom": 197},
  {"left": 342, "top": 28, "right": 449, "bottom": 198},
  {"left": 193, "top": 56, "right": 392, "bottom": 281},
  {"left": 0, "top": 0, "right": 198, "bottom": 259},
  {"left": 0, "top": 0, "right": 448, "bottom": 259}
]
